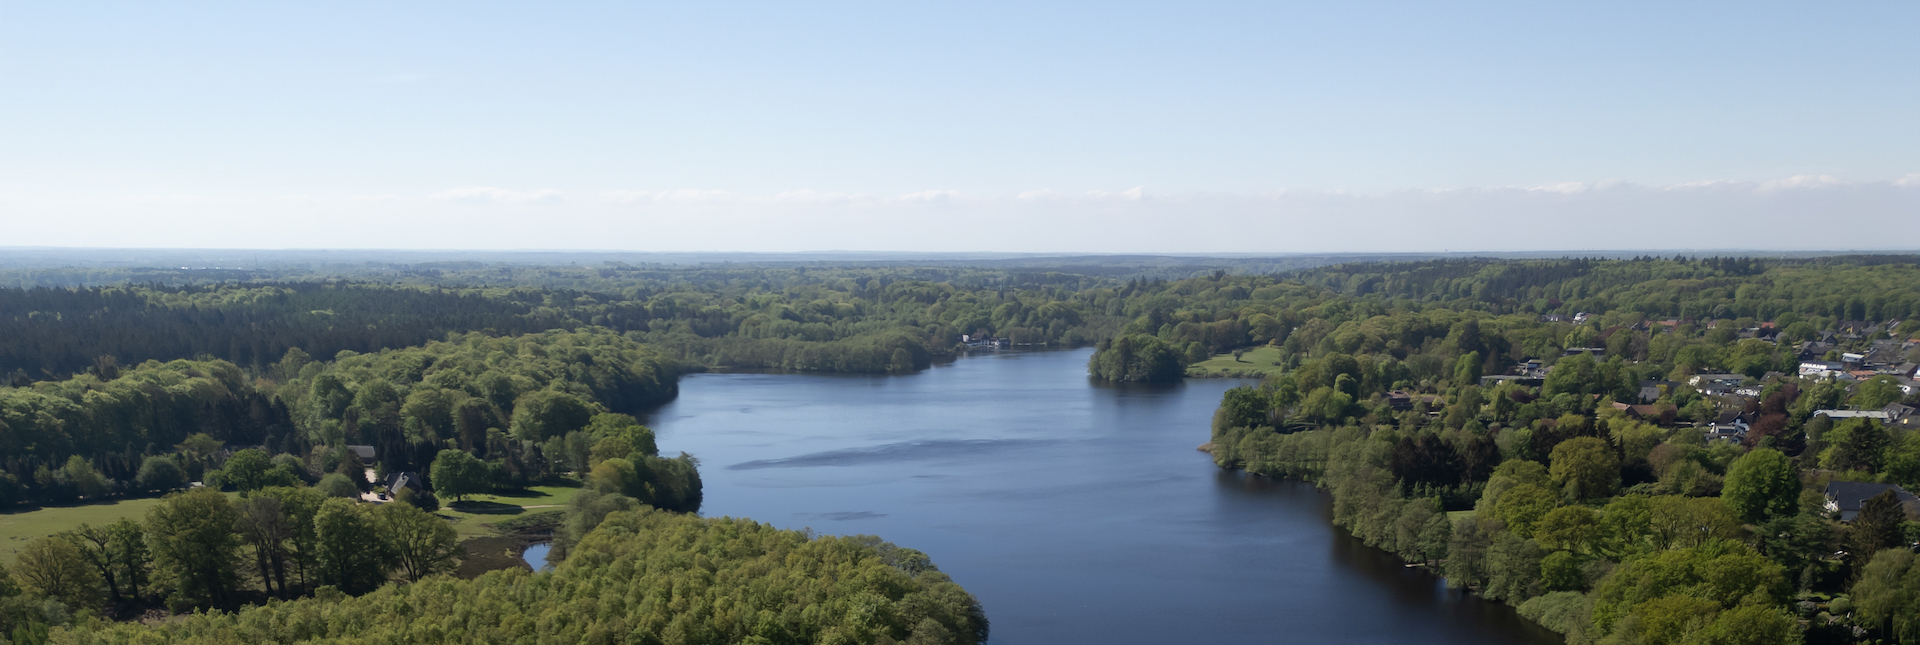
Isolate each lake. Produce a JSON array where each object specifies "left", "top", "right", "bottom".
[{"left": 646, "top": 348, "right": 1561, "bottom": 645}]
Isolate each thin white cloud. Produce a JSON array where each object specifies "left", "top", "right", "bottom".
[
  {"left": 1759, "top": 174, "right": 1846, "bottom": 191},
  {"left": 774, "top": 189, "right": 867, "bottom": 204},
  {"left": 119, "top": 194, "right": 233, "bottom": 204},
  {"left": 898, "top": 189, "right": 959, "bottom": 202},
  {"left": 428, "top": 186, "right": 563, "bottom": 204},
  {"left": 600, "top": 189, "right": 733, "bottom": 204}
]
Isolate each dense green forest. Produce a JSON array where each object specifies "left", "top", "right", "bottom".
[{"left": 5, "top": 504, "right": 987, "bottom": 645}]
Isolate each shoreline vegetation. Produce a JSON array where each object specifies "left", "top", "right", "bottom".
[{"left": 3, "top": 254, "right": 1920, "bottom": 642}]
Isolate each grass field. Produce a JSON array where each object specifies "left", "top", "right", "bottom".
[
  {"left": 1186, "top": 345, "right": 1288, "bottom": 378},
  {"left": 0, "top": 480, "right": 585, "bottom": 563},
  {"left": 437, "top": 480, "right": 582, "bottom": 538},
  {"left": 0, "top": 494, "right": 235, "bottom": 565}
]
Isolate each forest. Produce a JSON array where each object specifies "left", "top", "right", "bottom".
[{"left": 5, "top": 253, "right": 1920, "bottom": 643}]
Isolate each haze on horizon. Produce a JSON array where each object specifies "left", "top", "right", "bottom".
[{"left": 2, "top": 1, "right": 1915, "bottom": 253}]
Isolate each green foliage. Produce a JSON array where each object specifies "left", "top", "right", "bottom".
[
  {"left": 63, "top": 508, "right": 989, "bottom": 645},
  {"left": 428, "top": 449, "right": 491, "bottom": 502},
  {"left": 132, "top": 456, "right": 186, "bottom": 494},
  {"left": 1493, "top": 484, "right": 1559, "bottom": 538},
  {"left": 1087, "top": 335, "right": 1184, "bottom": 382},
  {"left": 1721, "top": 448, "right": 1799, "bottom": 524},
  {"left": 1854, "top": 376, "right": 1905, "bottom": 410},
  {"left": 1590, "top": 540, "right": 1790, "bottom": 640},
  {"left": 372, "top": 502, "right": 460, "bottom": 582},
  {"left": 12, "top": 538, "right": 99, "bottom": 609},
  {"left": 315, "top": 473, "right": 360, "bottom": 498},
  {"left": 1550, "top": 436, "right": 1620, "bottom": 500},
  {"left": 313, "top": 498, "right": 394, "bottom": 595},
  {"left": 145, "top": 488, "right": 242, "bottom": 607},
  {"left": 1852, "top": 549, "right": 1920, "bottom": 644}
]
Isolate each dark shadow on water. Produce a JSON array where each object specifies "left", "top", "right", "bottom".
[{"left": 1213, "top": 470, "right": 1564, "bottom": 645}]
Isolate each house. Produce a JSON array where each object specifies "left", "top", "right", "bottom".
[
  {"left": 1887, "top": 403, "right": 1920, "bottom": 430},
  {"left": 1385, "top": 391, "right": 1413, "bottom": 411},
  {"left": 1540, "top": 314, "right": 1565, "bottom": 323},
  {"left": 1814, "top": 409, "right": 1891, "bottom": 421},
  {"left": 1800, "top": 361, "right": 1844, "bottom": 379},
  {"left": 1706, "top": 410, "right": 1750, "bottom": 443},
  {"left": 1613, "top": 402, "right": 1675, "bottom": 424},
  {"left": 1824, "top": 482, "right": 1920, "bottom": 522},
  {"left": 1798, "top": 342, "right": 1838, "bottom": 361},
  {"left": 1572, "top": 312, "right": 1591, "bottom": 325},
  {"left": 346, "top": 445, "right": 376, "bottom": 462},
  {"left": 1564, "top": 347, "right": 1607, "bottom": 357},
  {"left": 1638, "top": 380, "right": 1680, "bottom": 403},
  {"left": 1843, "top": 353, "right": 1868, "bottom": 368},
  {"left": 387, "top": 471, "right": 424, "bottom": 494},
  {"left": 1688, "top": 373, "right": 1745, "bottom": 388}
]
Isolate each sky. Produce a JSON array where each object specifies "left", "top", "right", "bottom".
[{"left": 1, "top": 1, "right": 1915, "bottom": 253}]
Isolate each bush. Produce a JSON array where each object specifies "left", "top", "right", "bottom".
[
  {"left": 316, "top": 473, "right": 360, "bottom": 498},
  {"left": 395, "top": 487, "right": 439, "bottom": 512},
  {"left": 134, "top": 456, "right": 187, "bottom": 493}
]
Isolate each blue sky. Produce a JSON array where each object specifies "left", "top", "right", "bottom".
[{"left": 2, "top": 1, "right": 1915, "bottom": 251}]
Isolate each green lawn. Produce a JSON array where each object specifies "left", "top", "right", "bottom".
[
  {"left": 436, "top": 480, "right": 582, "bottom": 538},
  {"left": 0, "top": 493, "right": 236, "bottom": 565},
  {"left": 1186, "top": 345, "right": 1288, "bottom": 378}
]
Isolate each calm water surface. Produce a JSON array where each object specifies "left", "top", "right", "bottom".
[{"left": 647, "top": 349, "right": 1560, "bottom": 645}]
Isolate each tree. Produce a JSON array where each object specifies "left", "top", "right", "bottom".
[
  {"left": 429, "top": 449, "right": 491, "bottom": 502},
  {"left": 1494, "top": 483, "right": 1560, "bottom": 538},
  {"left": 59, "top": 456, "right": 109, "bottom": 499},
  {"left": 62, "top": 523, "right": 144, "bottom": 603},
  {"left": 1454, "top": 351, "right": 1482, "bottom": 387},
  {"left": 1087, "top": 334, "right": 1183, "bottom": 382},
  {"left": 1549, "top": 436, "right": 1619, "bottom": 500},
  {"left": 313, "top": 498, "right": 394, "bottom": 595},
  {"left": 1649, "top": 496, "right": 1740, "bottom": 550},
  {"left": 1850, "top": 489, "right": 1908, "bottom": 566},
  {"left": 1216, "top": 387, "right": 1273, "bottom": 431},
  {"left": 1722, "top": 448, "right": 1800, "bottom": 524},
  {"left": 508, "top": 390, "right": 598, "bottom": 440},
  {"left": 316, "top": 473, "right": 360, "bottom": 498},
  {"left": 146, "top": 487, "right": 242, "bottom": 606},
  {"left": 236, "top": 495, "right": 295, "bottom": 597},
  {"left": 251, "top": 486, "right": 327, "bottom": 592},
  {"left": 106, "top": 519, "right": 149, "bottom": 602},
  {"left": 133, "top": 455, "right": 187, "bottom": 493},
  {"left": 14, "top": 537, "right": 101, "bottom": 609},
  {"left": 1852, "top": 548, "right": 1920, "bottom": 644},
  {"left": 373, "top": 502, "right": 461, "bottom": 582},
  {"left": 1534, "top": 506, "right": 1600, "bottom": 553},
  {"left": 221, "top": 449, "right": 275, "bottom": 492},
  {"left": 1855, "top": 376, "right": 1905, "bottom": 410}
]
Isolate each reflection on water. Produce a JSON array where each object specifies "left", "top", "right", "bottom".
[
  {"left": 521, "top": 542, "right": 552, "bottom": 572},
  {"left": 649, "top": 349, "right": 1560, "bottom": 645}
]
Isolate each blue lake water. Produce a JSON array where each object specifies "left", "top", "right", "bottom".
[
  {"left": 521, "top": 542, "right": 552, "bottom": 571},
  {"left": 647, "top": 348, "right": 1560, "bottom": 645}
]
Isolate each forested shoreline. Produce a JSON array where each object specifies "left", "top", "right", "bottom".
[
  {"left": 1186, "top": 261, "right": 1920, "bottom": 644},
  {"left": 5, "top": 253, "right": 1920, "bottom": 644}
]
